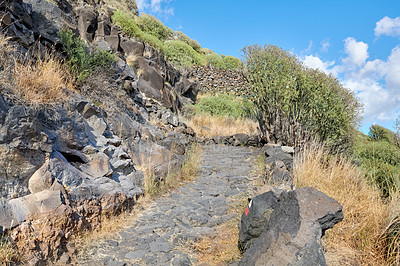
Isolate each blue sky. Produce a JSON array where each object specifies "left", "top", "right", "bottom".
[{"left": 136, "top": 0, "right": 400, "bottom": 133}]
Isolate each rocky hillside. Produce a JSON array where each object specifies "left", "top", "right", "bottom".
[
  {"left": 1, "top": 0, "right": 384, "bottom": 265},
  {"left": 0, "top": 0, "right": 202, "bottom": 263}
]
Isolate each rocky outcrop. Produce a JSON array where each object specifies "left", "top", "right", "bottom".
[
  {"left": 256, "top": 144, "right": 295, "bottom": 188},
  {"left": 238, "top": 190, "right": 280, "bottom": 252},
  {"left": 239, "top": 187, "right": 344, "bottom": 266},
  {"left": 0, "top": 0, "right": 35, "bottom": 47},
  {"left": 0, "top": 0, "right": 198, "bottom": 263},
  {"left": 189, "top": 65, "right": 251, "bottom": 97}
]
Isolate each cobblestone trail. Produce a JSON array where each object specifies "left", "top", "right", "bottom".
[{"left": 78, "top": 144, "right": 261, "bottom": 266}]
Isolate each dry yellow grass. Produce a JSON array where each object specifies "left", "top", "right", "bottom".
[
  {"left": 0, "top": 241, "right": 21, "bottom": 264},
  {"left": 13, "top": 54, "right": 74, "bottom": 104},
  {"left": 73, "top": 196, "right": 152, "bottom": 256},
  {"left": 0, "top": 33, "right": 74, "bottom": 104},
  {"left": 183, "top": 114, "right": 259, "bottom": 138},
  {"left": 293, "top": 145, "right": 394, "bottom": 265},
  {"left": 194, "top": 194, "right": 248, "bottom": 265}
]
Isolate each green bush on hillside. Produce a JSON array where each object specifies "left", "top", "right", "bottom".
[
  {"left": 200, "top": 48, "right": 214, "bottom": 55},
  {"left": 163, "top": 40, "right": 206, "bottom": 68},
  {"left": 136, "top": 13, "right": 175, "bottom": 41},
  {"left": 369, "top": 124, "right": 398, "bottom": 145},
  {"left": 205, "top": 53, "right": 226, "bottom": 69},
  {"left": 176, "top": 31, "right": 201, "bottom": 52},
  {"left": 111, "top": 10, "right": 242, "bottom": 70},
  {"left": 243, "top": 44, "right": 362, "bottom": 151},
  {"left": 222, "top": 55, "right": 242, "bottom": 70},
  {"left": 59, "top": 30, "right": 117, "bottom": 81},
  {"left": 195, "top": 94, "right": 253, "bottom": 119},
  {"left": 112, "top": 10, "right": 165, "bottom": 51},
  {"left": 355, "top": 136, "right": 400, "bottom": 196},
  {"left": 103, "top": 0, "right": 138, "bottom": 16}
]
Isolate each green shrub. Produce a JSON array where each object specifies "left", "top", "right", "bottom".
[
  {"left": 223, "top": 55, "right": 242, "bottom": 70},
  {"left": 103, "top": 0, "right": 138, "bottom": 17},
  {"left": 243, "top": 44, "right": 362, "bottom": 151},
  {"left": 138, "top": 31, "right": 165, "bottom": 51},
  {"left": 112, "top": 10, "right": 141, "bottom": 37},
  {"left": 195, "top": 94, "right": 253, "bottom": 119},
  {"left": 163, "top": 40, "right": 206, "bottom": 68},
  {"left": 136, "top": 13, "right": 175, "bottom": 41},
  {"left": 355, "top": 139, "right": 400, "bottom": 196},
  {"left": 112, "top": 10, "right": 165, "bottom": 51},
  {"left": 369, "top": 124, "right": 398, "bottom": 145},
  {"left": 176, "top": 31, "right": 201, "bottom": 52},
  {"left": 58, "top": 30, "right": 117, "bottom": 81},
  {"left": 200, "top": 48, "right": 214, "bottom": 55},
  {"left": 205, "top": 53, "right": 226, "bottom": 69}
]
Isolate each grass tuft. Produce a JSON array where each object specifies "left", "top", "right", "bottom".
[
  {"left": 59, "top": 29, "right": 117, "bottom": 82},
  {"left": 0, "top": 228, "right": 21, "bottom": 264},
  {"left": 183, "top": 114, "right": 258, "bottom": 138},
  {"left": 13, "top": 53, "right": 74, "bottom": 103},
  {"left": 0, "top": 33, "right": 74, "bottom": 104},
  {"left": 293, "top": 144, "right": 395, "bottom": 265}
]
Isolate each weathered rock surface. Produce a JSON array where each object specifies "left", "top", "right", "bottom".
[
  {"left": 189, "top": 65, "right": 251, "bottom": 97},
  {"left": 239, "top": 187, "right": 344, "bottom": 266},
  {"left": 238, "top": 190, "right": 280, "bottom": 252},
  {"left": 263, "top": 144, "right": 294, "bottom": 186},
  {"left": 0, "top": 0, "right": 198, "bottom": 263}
]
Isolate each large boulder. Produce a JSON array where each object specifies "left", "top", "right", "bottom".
[
  {"left": 264, "top": 146, "right": 294, "bottom": 170},
  {"left": 238, "top": 190, "right": 280, "bottom": 252},
  {"left": 239, "top": 187, "right": 343, "bottom": 266},
  {"left": 25, "top": 0, "right": 74, "bottom": 43},
  {"left": 77, "top": 6, "right": 98, "bottom": 42}
]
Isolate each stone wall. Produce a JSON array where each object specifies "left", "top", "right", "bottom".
[{"left": 189, "top": 66, "right": 252, "bottom": 97}]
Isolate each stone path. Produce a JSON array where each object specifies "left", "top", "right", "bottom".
[{"left": 78, "top": 144, "right": 261, "bottom": 266}]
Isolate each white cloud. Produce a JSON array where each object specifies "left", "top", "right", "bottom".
[
  {"left": 321, "top": 39, "right": 330, "bottom": 52},
  {"left": 301, "top": 39, "right": 400, "bottom": 126},
  {"left": 342, "top": 37, "right": 369, "bottom": 67},
  {"left": 303, "top": 55, "right": 335, "bottom": 73},
  {"left": 342, "top": 45, "right": 400, "bottom": 124},
  {"left": 375, "top": 16, "right": 400, "bottom": 37},
  {"left": 344, "top": 78, "right": 395, "bottom": 123},
  {"left": 386, "top": 46, "right": 400, "bottom": 90},
  {"left": 136, "top": 0, "right": 174, "bottom": 16},
  {"left": 305, "top": 40, "right": 313, "bottom": 52},
  {"left": 350, "top": 59, "right": 386, "bottom": 80}
]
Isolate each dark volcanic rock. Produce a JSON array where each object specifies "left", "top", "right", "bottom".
[
  {"left": 239, "top": 187, "right": 343, "bottom": 266},
  {"left": 238, "top": 190, "right": 279, "bottom": 252},
  {"left": 77, "top": 6, "right": 98, "bottom": 42}
]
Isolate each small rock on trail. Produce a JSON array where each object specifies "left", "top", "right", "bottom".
[{"left": 77, "top": 144, "right": 261, "bottom": 265}]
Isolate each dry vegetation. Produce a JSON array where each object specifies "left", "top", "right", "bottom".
[
  {"left": 73, "top": 196, "right": 152, "bottom": 255},
  {"left": 13, "top": 54, "right": 74, "bottom": 104},
  {"left": 138, "top": 143, "right": 202, "bottom": 198},
  {"left": 293, "top": 144, "right": 400, "bottom": 265},
  {"left": 0, "top": 34, "right": 74, "bottom": 104},
  {"left": 0, "top": 238, "right": 21, "bottom": 264},
  {"left": 183, "top": 114, "right": 258, "bottom": 138},
  {"left": 194, "top": 193, "right": 248, "bottom": 265}
]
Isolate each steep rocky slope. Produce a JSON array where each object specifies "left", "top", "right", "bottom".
[{"left": 0, "top": 0, "right": 198, "bottom": 263}]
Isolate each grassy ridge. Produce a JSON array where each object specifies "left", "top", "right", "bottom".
[{"left": 111, "top": 10, "right": 241, "bottom": 70}]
